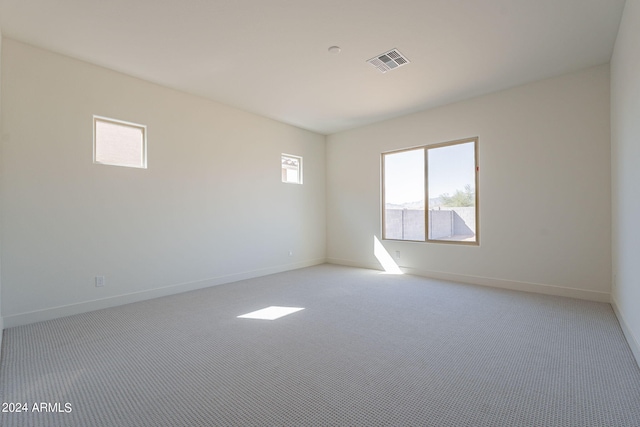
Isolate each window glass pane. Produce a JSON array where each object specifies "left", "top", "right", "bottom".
[
  {"left": 427, "top": 141, "right": 476, "bottom": 242},
  {"left": 383, "top": 148, "right": 425, "bottom": 241}
]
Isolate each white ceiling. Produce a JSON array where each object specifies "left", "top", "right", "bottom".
[{"left": 0, "top": 0, "right": 626, "bottom": 135}]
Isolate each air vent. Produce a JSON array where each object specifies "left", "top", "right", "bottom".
[{"left": 367, "top": 49, "right": 410, "bottom": 73}]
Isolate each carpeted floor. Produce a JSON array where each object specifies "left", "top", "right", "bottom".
[{"left": 1, "top": 264, "right": 639, "bottom": 426}]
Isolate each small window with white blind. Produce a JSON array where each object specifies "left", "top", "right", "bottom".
[{"left": 94, "top": 116, "right": 147, "bottom": 168}]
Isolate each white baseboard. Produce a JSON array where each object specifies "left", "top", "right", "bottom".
[
  {"left": 326, "top": 258, "right": 610, "bottom": 302},
  {"left": 611, "top": 296, "right": 640, "bottom": 369},
  {"left": 3, "top": 258, "right": 326, "bottom": 328},
  {"left": 0, "top": 315, "right": 4, "bottom": 357},
  {"left": 326, "top": 257, "right": 382, "bottom": 271}
]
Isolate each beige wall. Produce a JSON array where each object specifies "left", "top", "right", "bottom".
[
  {"left": 611, "top": 0, "right": 640, "bottom": 363},
  {"left": 327, "top": 64, "right": 611, "bottom": 302},
  {"left": 0, "top": 30, "right": 3, "bottom": 346},
  {"left": 0, "top": 39, "right": 326, "bottom": 326}
]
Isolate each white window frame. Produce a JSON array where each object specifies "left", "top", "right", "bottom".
[
  {"left": 93, "top": 115, "right": 147, "bottom": 169},
  {"left": 282, "top": 154, "right": 303, "bottom": 184},
  {"left": 382, "top": 137, "right": 479, "bottom": 245}
]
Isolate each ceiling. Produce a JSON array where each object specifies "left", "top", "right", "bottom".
[{"left": 0, "top": 0, "right": 626, "bottom": 135}]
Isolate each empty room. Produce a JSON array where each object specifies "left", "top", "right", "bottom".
[{"left": 1, "top": 0, "right": 639, "bottom": 426}]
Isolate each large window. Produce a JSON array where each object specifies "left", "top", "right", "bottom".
[
  {"left": 94, "top": 116, "right": 147, "bottom": 169},
  {"left": 382, "top": 137, "right": 478, "bottom": 244}
]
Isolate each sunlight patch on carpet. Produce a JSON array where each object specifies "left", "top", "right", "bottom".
[{"left": 237, "top": 306, "right": 305, "bottom": 320}]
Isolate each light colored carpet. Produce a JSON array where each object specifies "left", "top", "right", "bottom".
[{"left": 1, "top": 264, "right": 639, "bottom": 426}]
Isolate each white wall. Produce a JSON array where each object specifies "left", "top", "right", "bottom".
[
  {"left": 0, "top": 39, "right": 326, "bottom": 327},
  {"left": 0, "top": 30, "right": 3, "bottom": 348},
  {"left": 327, "top": 65, "right": 611, "bottom": 302},
  {"left": 611, "top": 0, "right": 640, "bottom": 363}
]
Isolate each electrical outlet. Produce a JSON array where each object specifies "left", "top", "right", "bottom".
[{"left": 95, "top": 276, "right": 105, "bottom": 287}]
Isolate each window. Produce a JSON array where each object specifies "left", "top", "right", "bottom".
[
  {"left": 282, "top": 154, "right": 303, "bottom": 184},
  {"left": 94, "top": 116, "right": 147, "bottom": 168},
  {"left": 382, "top": 137, "right": 478, "bottom": 244}
]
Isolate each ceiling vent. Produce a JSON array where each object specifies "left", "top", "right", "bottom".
[{"left": 367, "top": 49, "right": 410, "bottom": 73}]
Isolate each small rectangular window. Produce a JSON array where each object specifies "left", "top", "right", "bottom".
[
  {"left": 382, "top": 137, "right": 478, "bottom": 245},
  {"left": 282, "top": 154, "right": 303, "bottom": 184},
  {"left": 94, "top": 116, "right": 147, "bottom": 168}
]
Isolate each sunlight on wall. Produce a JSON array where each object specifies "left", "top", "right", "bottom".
[{"left": 374, "top": 236, "right": 403, "bottom": 275}]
